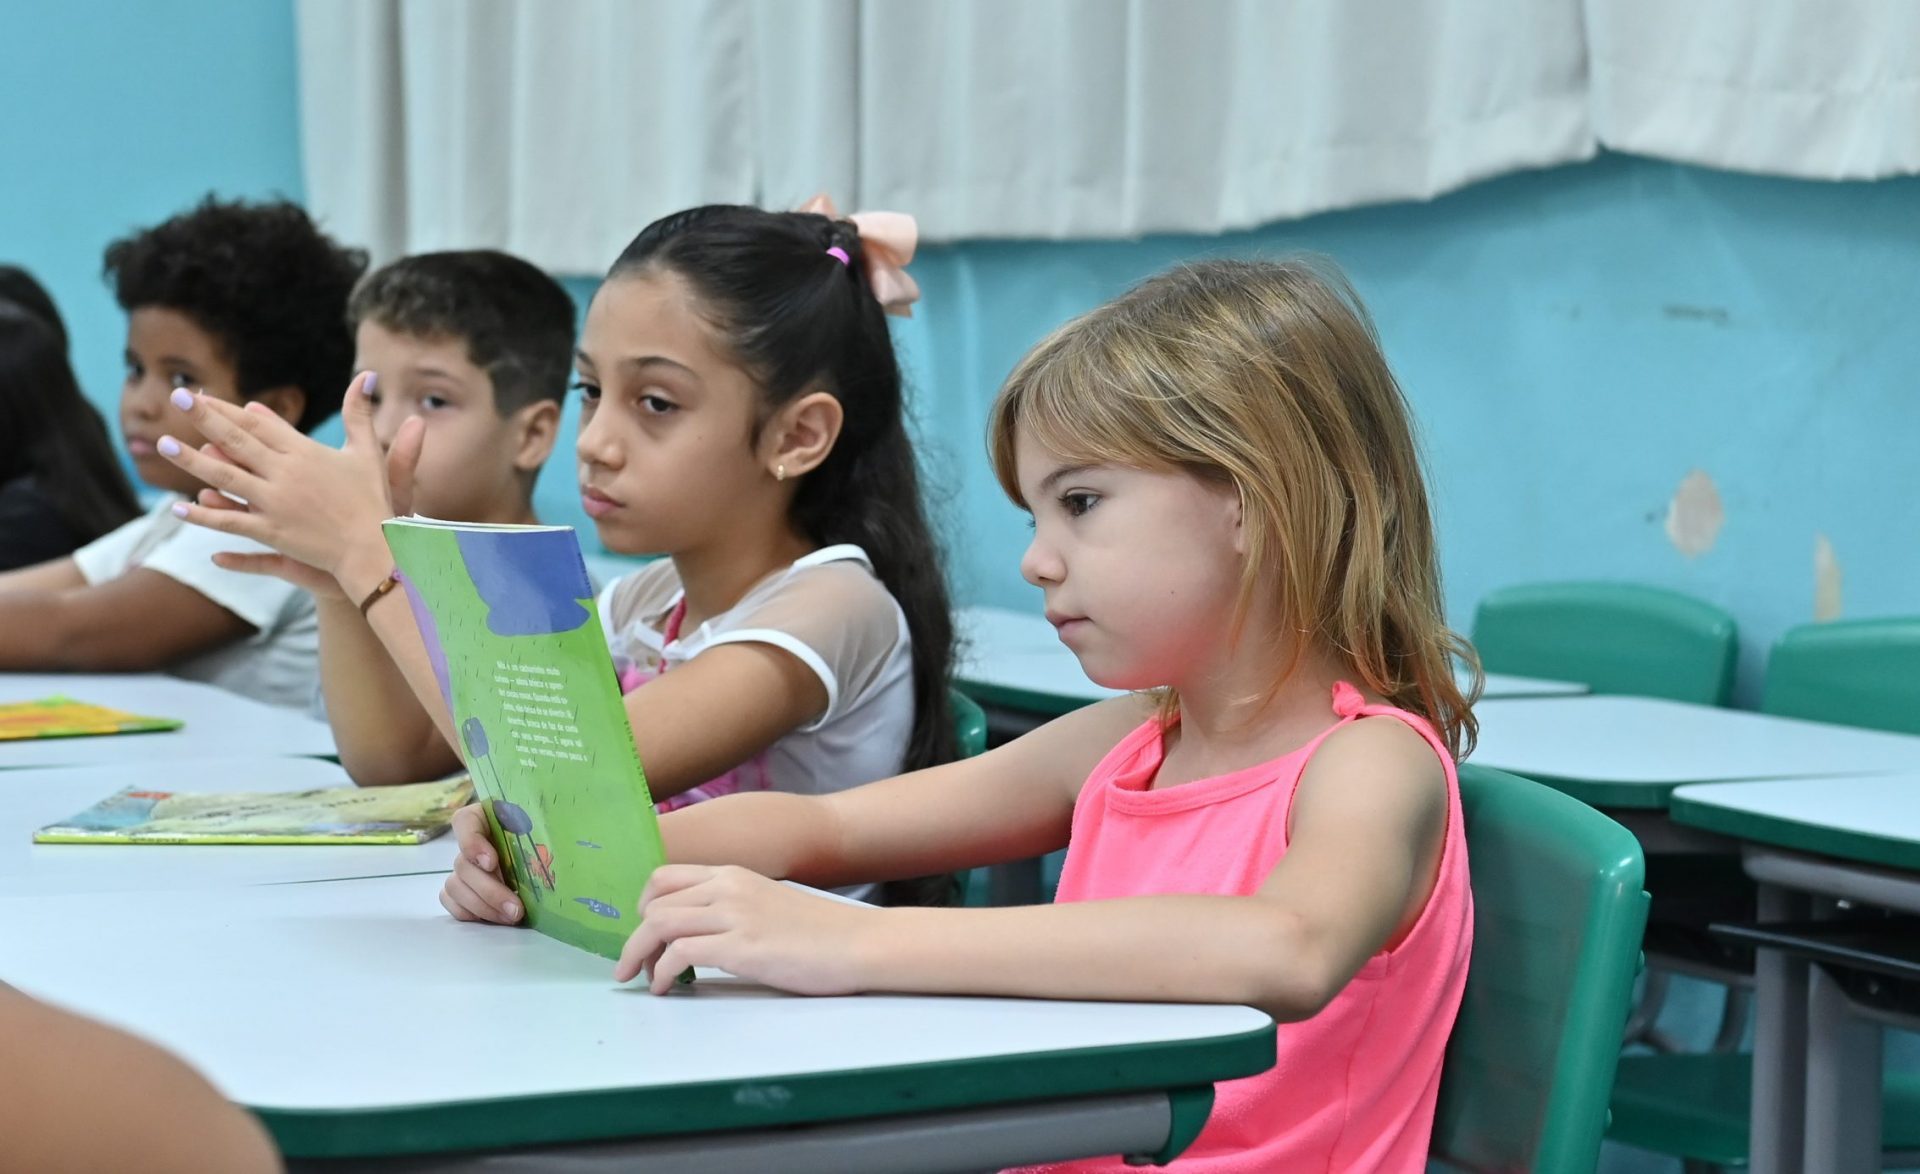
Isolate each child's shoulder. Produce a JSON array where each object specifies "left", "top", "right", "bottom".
[
  {"left": 730, "top": 546, "right": 900, "bottom": 642},
  {"left": 598, "top": 558, "right": 679, "bottom": 632}
]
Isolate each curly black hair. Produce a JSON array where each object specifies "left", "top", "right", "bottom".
[
  {"left": 102, "top": 196, "right": 367, "bottom": 433},
  {"left": 348, "top": 250, "right": 576, "bottom": 415}
]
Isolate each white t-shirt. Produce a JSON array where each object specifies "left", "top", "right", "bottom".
[
  {"left": 71, "top": 495, "right": 321, "bottom": 714},
  {"left": 597, "top": 544, "right": 916, "bottom": 801}
]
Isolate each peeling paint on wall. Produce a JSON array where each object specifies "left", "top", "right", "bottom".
[
  {"left": 1813, "top": 533, "right": 1844, "bottom": 621},
  {"left": 1665, "top": 470, "right": 1724, "bottom": 558}
]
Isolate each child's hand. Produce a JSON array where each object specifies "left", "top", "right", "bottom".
[
  {"left": 437, "top": 803, "right": 524, "bottom": 925},
  {"left": 158, "top": 373, "right": 425, "bottom": 603},
  {"left": 614, "top": 865, "right": 877, "bottom": 996}
]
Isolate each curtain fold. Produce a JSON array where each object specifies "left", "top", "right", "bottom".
[
  {"left": 1586, "top": 0, "right": 1920, "bottom": 181},
  {"left": 296, "top": 0, "right": 1917, "bottom": 272}
]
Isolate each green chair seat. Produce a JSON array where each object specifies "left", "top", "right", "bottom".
[
  {"left": 1762, "top": 617, "right": 1920, "bottom": 735},
  {"left": 1609, "top": 1052, "right": 1920, "bottom": 1166},
  {"left": 1471, "top": 582, "right": 1739, "bottom": 706}
]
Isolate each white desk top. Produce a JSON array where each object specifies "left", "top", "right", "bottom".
[
  {"left": 957, "top": 605, "right": 1586, "bottom": 707},
  {"left": 1670, "top": 774, "right": 1920, "bottom": 872},
  {"left": 0, "top": 871, "right": 1270, "bottom": 1116},
  {"left": 0, "top": 757, "right": 456, "bottom": 895},
  {"left": 1471, "top": 696, "right": 1920, "bottom": 808},
  {"left": 0, "top": 672, "right": 336, "bottom": 768}
]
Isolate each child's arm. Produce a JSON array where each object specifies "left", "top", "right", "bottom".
[
  {"left": 439, "top": 695, "right": 1150, "bottom": 924},
  {"left": 0, "top": 555, "right": 84, "bottom": 594},
  {"left": 0, "top": 568, "right": 256, "bottom": 671},
  {"left": 0, "top": 986, "right": 281, "bottom": 1174},
  {"left": 616, "top": 716, "right": 1450, "bottom": 1021},
  {"left": 315, "top": 593, "right": 462, "bottom": 786}
]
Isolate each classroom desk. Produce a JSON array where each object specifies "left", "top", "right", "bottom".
[
  {"left": 0, "top": 872, "right": 1274, "bottom": 1173},
  {"left": 1672, "top": 775, "right": 1920, "bottom": 1174},
  {"left": 957, "top": 604, "right": 1587, "bottom": 718},
  {"left": 1469, "top": 696, "right": 1920, "bottom": 812},
  {"left": 0, "top": 672, "right": 337, "bottom": 768},
  {"left": 0, "top": 757, "right": 456, "bottom": 896}
]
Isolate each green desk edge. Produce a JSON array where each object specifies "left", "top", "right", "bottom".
[
  {"left": 258, "top": 1021, "right": 1275, "bottom": 1160},
  {"left": 1669, "top": 793, "right": 1920, "bottom": 873},
  {"left": 1502, "top": 771, "right": 1678, "bottom": 811}
]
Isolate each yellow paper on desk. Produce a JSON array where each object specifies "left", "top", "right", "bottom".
[
  {"left": 0, "top": 696, "right": 181, "bottom": 741},
  {"left": 33, "top": 777, "right": 474, "bottom": 845}
]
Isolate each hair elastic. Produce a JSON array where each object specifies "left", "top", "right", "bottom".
[{"left": 825, "top": 246, "right": 851, "bottom": 267}]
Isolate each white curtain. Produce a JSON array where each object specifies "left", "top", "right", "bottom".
[
  {"left": 296, "top": 0, "right": 1918, "bottom": 272},
  {"left": 1585, "top": 0, "right": 1920, "bottom": 180}
]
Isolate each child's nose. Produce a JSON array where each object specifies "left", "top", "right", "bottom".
[
  {"left": 575, "top": 407, "right": 620, "bottom": 468},
  {"left": 1020, "top": 534, "right": 1064, "bottom": 587}
]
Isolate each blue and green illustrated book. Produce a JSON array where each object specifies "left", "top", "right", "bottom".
[{"left": 384, "top": 518, "right": 667, "bottom": 960}]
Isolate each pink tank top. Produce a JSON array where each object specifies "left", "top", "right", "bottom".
[{"left": 1014, "top": 682, "right": 1472, "bottom": 1173}]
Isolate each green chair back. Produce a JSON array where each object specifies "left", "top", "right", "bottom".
[
  {"left": 1471, "top": 581, "right": 1738, "bottom": 705},
  {"left": 1431, "top": 765, "right": 1649, "bottom": 1174},
  {"left": 1761, "top": 617, "right": 1920, "bottom": 735},
  {"left": 951, "top": 688, "right": 988, "bottom": 759}
]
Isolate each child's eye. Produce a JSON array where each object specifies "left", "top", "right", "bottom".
[
  {"left": 638, "top": 393, "right": 678, "bottom": 415},
  {"left": 1060, "top": 491, "right": 1099, "bottom": 517},
  {"left": 572, "top": 380, "right": 602, "bottom": 404},
  {"left": 421, "top": 395, "right": 450, "bottom": 412},
  {"left": 168, "top": 371, "right": 196, "bottom": 391}
]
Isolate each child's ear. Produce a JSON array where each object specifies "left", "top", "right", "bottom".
[
  {"left": 510, "top": 399, "right": 562, "bottom": 473},
  {"left": 248, "top": 386, "right": 307, "bottom": 428},
  {"left": 763, "top": 389, "right": 844, "bottom": 480},
  {"left": 1229, "top": 485, "right": 1247, "bottom": 556}
]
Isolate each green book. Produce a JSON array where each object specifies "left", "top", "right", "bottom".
[{"left": 384, "top": 517, "right": 667, "bottom": 960}]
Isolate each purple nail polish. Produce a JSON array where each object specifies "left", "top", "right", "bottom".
[
  {"left": 169, "top": 388, "right": 194, "bottom": 411},
  {"left": 170, "top": 502, "right": 190, "bottom": 518},
  {"left": 361, "top": 372, "right": 378, "bottom": 395},
  {"left": 157, "top": 436, "right": 181, "bottom": 458}
]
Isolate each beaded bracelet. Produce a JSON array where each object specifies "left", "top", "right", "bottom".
[{"left": 358, "top": 568, "right": 403, "bottom": 616}]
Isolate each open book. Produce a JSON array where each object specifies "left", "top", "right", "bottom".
[
  {"left": 0, "top": 696, "right": 181, "bottom": 742},
  {"left": 34, "top": 778, "right": 473, "bottom": 844},
  {"left": 384, "top": 516, "right": 668, "bottom": 960}
]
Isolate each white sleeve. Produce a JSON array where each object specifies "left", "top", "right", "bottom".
[
  {"left": 70, "top": 505, "right": 163, "bottom": 585},
  {"left": 707, "top": 563, "right": 907, "bottom": 727},
  {"left": 137, "top": 520, "right": 306, "bottom": 635}
]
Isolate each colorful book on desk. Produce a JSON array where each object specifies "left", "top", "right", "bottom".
[
  {"left": 384, "top": 516, "right": 668, "bottom": 960},
  {"left": 0, "top": 696, "right": 181, "bottom": 742},
  {"left": 33, "top": 777, "right": 473, "bottom": 844}
]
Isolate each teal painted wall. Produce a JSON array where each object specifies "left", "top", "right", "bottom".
[
  {"left": 0, "top": 0, "right": 307, "bottom": 433},
  {"left": 8, "top": 1, "right": 1918, "bottom": 706}
]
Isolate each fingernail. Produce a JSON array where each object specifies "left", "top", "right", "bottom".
[
  {"left": 361, "top": 372, "right": 378, "bottom": 395},
  {"left": 157, "top": 436, "right": 181, "bottom": 458},
  {"left": 503, "top": 901, "right": 521, "bottom": 920},
  {"left": 478, "top": 854, "right": 493, "bottom": 870},
  {"left": 170, "top": 502, "right": 190, "bottom": 518},
  {"left": 169, "top": 389, "right": 194, "bottom": 411}
]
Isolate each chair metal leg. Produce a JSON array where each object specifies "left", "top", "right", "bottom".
[
  {"left": 1711, "top": 986, "right": 1753, "bottom": 1053},
  {"left": 1625, "top": 967, "right": 1674, "bottom": 1048}
]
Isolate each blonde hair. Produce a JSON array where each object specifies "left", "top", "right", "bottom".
[{"left": 988, "top": 257, "right": 1479, "bottom": 758}]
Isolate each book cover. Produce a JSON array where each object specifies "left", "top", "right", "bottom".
[
  {"left": 34, "top": 777, "right": 474, "bottom": 845},
  {"left": 0, "top": 696, "right": 181, "bottom": 742},
  {"left": 383, "top": 517, "right": 668, "bottom": 960}
]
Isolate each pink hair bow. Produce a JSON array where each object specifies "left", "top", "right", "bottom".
[{"left": 797, "top": 193, "right": 920, "bottom": 318}]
